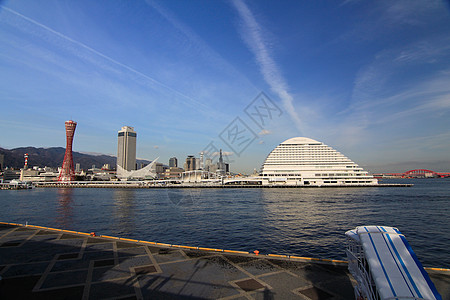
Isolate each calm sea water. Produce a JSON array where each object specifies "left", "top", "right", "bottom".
[{"left": 1, "top": 179, "right": 449, "bottom": 268}]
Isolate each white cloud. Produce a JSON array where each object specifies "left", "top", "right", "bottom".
[
  {"left": 0, "top": 7, "right": 216, "bottom": 116},
  {"left": 231, "top": 0, "right": 303, "bottom": 133},
  {"left": 382, "top": 1, "right": 442, "bottom": 26},
  {"left": 145, "top": 0, "right": 257, "bottom": 90},
  {"left": 211, "top": 151, "right": 234, "bottom": 157},
  {"left": 258, "top": 129, "right": 271, "bottom": 136},
  {"left": 350, "top": 66, "right": 450, "bottom": 124},
  {"left": 346, "top": 32, "right": 450, "bottom": 131}
]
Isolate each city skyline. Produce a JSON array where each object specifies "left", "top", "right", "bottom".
[{"left": 1, "top": 1, "right": 450, "bottom": 173}]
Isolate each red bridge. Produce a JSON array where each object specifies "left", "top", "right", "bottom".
[{"left": 374, "top": 169, "right": 450, "bottom": 178}]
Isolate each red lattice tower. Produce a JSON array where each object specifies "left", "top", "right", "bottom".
[{"left": 58, "top": 120, "right": 77, "bottom": 182}]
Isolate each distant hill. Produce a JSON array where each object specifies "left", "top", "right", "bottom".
[{"left": 0, "top": 147, "right": 150, "bottom": 170}]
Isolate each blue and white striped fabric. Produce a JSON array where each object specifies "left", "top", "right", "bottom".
[{"left": 357, "top": 226, "right": 441, "bottom": 300}]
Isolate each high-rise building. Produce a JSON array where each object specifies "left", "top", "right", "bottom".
[
  {"left": 185, "top": 155, "right": 196, "bottom": 171},
  {"left": 0, "top": 154, "right": 4, "bottom": 171},
  {"left": 199, "top": 152, "right": 204, "bottom": 170},
  {"left": 58, "top": 120, "right": 77, "bottom": 182},
  {"left": 204, "top": 158, "right": 212, "bottom": 172},
  {"left": 117, "top": 126, "right": 137, "bottom": 171},
  {"left": 216, "top": 149, "right": 225, "bottom": 174},
  {"left": 169, "top": 157, "right": 178, "bottom": 168}
]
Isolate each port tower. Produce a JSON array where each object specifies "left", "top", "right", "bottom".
[{"left": 58, "top": 120, "right": 77, "bottom": 182}]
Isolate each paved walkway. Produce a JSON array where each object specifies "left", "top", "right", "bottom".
[{"left": 0, "top": 223, "right": 449, "bottom": 299}]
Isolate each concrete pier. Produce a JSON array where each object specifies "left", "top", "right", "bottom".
[
  {"left": 34, "top": 182, "right": 413, "bottom": 188},
  {"left": 0, "top": 222, "right": 448, "bottom": 299}
]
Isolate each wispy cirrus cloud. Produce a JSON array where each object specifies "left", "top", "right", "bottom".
[
  {"left": 145, "top": 0, "right": 257, "bottom": 94},
  {"left": 347, "top": 33, "right": 450, "bottom": 123},
  {"left": 231, "top": 0, "right": 303, "bottom": 133},
  {"left": 0, "top": 7, "right": 214, "bottom": 115}
]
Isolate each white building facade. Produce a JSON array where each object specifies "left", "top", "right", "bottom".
[
  {"left": 260, "top": 137, "right": 378, "bottom": 186},
  {"left": 117, "top": 126, "right": 137, "bottom": 171}
]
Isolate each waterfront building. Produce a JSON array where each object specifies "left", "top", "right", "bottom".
[
  {"left": 164, "top": 167, "right": 184, "bottom": 179},
  {"left": 19, "top": 169, "right": 59, "bottom": 182},
  {"left": 75, "top": 163, "right": 81, "bottom": 172},
  {"left": 260, "top": 137, "right": 378, "bottom": 186},
  {"left": 20, "top": 169, "right": 38, "bottom": 181},
  {"left": 169, "top": 157, "right": 178, "bottom": 168},
  {"left": 2, "top": 169, "right": 20, "bottom": 182},
  {"left": 181, "top": 170, "right": 221, "bottom": 183},
  {"left": 0, "top": 154, "right": 4, "bottom": 170},
  {"left": 117, "top": 126, "right": 136, "bottom": 172},
  {"left": 152, "top": 162, "right": 168, "bottom": 178}
]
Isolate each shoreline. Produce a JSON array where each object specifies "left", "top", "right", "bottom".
[{"left": 32, "top": 183, "right": 413, "bottom": 188}]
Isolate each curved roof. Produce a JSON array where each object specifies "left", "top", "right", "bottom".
[{"left": 280, "top": 137, "right": 321, "bottom": 145}]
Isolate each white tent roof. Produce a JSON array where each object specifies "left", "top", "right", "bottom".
[{"left": 117, "top": 157, "right": 158, "bottom": 179}]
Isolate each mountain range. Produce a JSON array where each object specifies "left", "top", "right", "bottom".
[{"left": 0, "top": 147, "right": 150, "bottom": 170}]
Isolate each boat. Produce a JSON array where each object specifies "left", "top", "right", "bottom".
[{"left": 345, "top": 226, "right": 441, "bottom": 300}]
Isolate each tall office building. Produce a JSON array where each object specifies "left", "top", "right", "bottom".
[
  {"left": 117, "top": 126, "right": 137, "bottom": 171},
  {"left": 199, "top": 152, "right": 204, "bottom": 170},
  {"left": 217, "top": 149, "right": 225, "bottom": 174},
  {"left": 204, "top": 158, "right": 212, "bottom": 172},
  {"left": 169, "top": 157, "right": 178, "bottom": 168},
  {"left": 185, "top": 156, "right": 196, "bottom": 171}
]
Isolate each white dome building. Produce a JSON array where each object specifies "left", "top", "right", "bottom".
[{"left": 260, "top": 137, "right": 377, "bottom": 186}]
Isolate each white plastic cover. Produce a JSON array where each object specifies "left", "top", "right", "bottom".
[{"left": 354, "top": 225, "right": 441, "bottom": 300}]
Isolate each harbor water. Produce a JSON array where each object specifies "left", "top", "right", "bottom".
[{"left": 1, "top": 178, "right": 449, "bottom": 268}]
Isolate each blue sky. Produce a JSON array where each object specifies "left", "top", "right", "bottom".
[{"left": 1, "top": 0, "right": 449, "bottom": 173}]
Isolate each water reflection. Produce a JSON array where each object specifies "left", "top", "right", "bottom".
[
  {"left": 166, "top": 189, "right": 202, "bottom": 206},
  {"left": 56, "top": 188, "right": 74, "bottom": 229},
  {"left": 259, "top": 188, "right": 375, "bottom": 258},
  {"left": 112, "top": 189, "right": 136, "bottom": 236}
]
